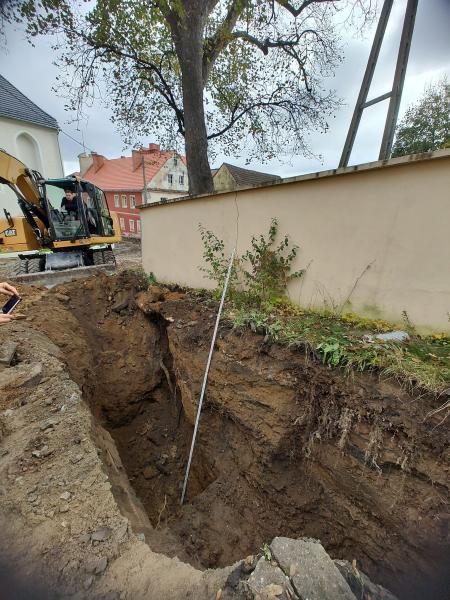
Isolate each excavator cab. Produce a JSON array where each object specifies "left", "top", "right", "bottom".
[
  {"left": 43, "top": 179, "right": 116, "bottom": 241},
  {"left": 0, "top": 149, "right": 121, "bottom": 278}
]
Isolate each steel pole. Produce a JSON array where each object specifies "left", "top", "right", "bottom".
[{"left": 180, "top": 248, "right": 236, "bottom": 505}]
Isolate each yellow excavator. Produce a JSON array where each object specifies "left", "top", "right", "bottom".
[{"left": 0, "top": 149, "right": 121, "bottom": 277}]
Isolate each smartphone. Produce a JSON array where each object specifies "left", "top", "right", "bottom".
[{"left": 1, "top": 295, "right": 22, "bottom": 314}]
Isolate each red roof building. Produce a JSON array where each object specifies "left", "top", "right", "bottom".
[{"left": 79, "top": 143, "right": 188, "bottom": 237}]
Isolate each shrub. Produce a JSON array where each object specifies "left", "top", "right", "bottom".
[
  {"left": 241, "top": 218, "right": 304, "bottom": 308},
  {"left": 198, "top": 218, "right": 303, "bottom": 308}
]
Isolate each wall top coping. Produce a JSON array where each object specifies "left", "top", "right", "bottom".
[{"left": 139, "top": 148, "right": 450, "bottom": 210}]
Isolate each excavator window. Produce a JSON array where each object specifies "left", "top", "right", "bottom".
[
  {"left": 43, "top": 178, "right": 115, "bottom": 241},
  {"left": 44, "top": 182, "right": 89, "bottom": 241},
  {"left": 93, "top": 188, "right": 115, "bottom": 237}
]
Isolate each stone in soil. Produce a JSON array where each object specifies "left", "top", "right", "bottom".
[
  {"left": 0, "top": 341, "right": 17, "bottom": 369},
  {"left": 269, "top": 537, "right": 356, "bottom": 600},
  {"left": 244, "top": 557, "right": 295, "bottom": 599},
  {"left": 0, "top": 362, "right": 42, "bottom": 389},
  {"left": 91, "top": 527, "right": 113, "bottom": 542}
]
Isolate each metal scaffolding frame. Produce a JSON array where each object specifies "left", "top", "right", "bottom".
[{"left": 339, "top": 0, "right": 419, "bottom": 168}]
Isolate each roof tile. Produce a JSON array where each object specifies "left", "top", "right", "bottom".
[
  {"left": 82, "top": 151, "right": 185, "bottom": 191},
  {"left": 221, "top": 162, "right": 281, "bottom": 187},
  {"left": 0, "top": 74, "right": 59, "bottom": 130}
]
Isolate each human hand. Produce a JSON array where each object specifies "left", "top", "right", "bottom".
[
  {"left": 0, "top": 282, "right": 19, "bottom": 297},
  {"left": 0, "top": 313, "right": 15, "bottom": 325}
]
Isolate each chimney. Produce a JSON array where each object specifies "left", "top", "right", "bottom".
[
  {"left": 78, "top": 152, "right": 94, "bottom": 176},
  {"left": 148, "top": 143, "right": 160, "bottom": 153},
  {"left": 91, "top": 152, "right": 105, "bottom": 173}
]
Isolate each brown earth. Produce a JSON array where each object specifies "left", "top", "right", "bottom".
[{"left": 0, "top": 272, "right": 449, "bottom": 599}]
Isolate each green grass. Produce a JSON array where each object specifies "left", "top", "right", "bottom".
[{"left": 226, "top": 300, "right": 450, "bottom": 395}]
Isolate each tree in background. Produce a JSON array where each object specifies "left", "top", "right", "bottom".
[
  {"left": 1, "top": 0, "right": 375, "bottom": 194},
  {"left": 392, "top": 78, "right": 450, "bottom": 158}
]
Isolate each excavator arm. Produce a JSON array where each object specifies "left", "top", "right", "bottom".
[
  {"left": 0, "top": 149, "right": 49, "bottom": 241},
  {"left": 0, "top": 149, "right": 41, "bottom": 204}
]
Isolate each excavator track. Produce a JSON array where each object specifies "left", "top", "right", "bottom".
[{"left": 11, "top": 247, "right": 117, "bottom": 286}]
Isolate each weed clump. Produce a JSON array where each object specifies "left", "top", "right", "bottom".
[
  {"left": 229, "top": 304, "right": 449, "bottom": 394},
  {"left": 199, "top": 218, "right": 303, "bottom": 308}
]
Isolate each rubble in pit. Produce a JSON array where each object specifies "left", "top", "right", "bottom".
[
  {"left": 2, "top": 273, "right": 448, "bottom": 600},
  {"left": 217, "top": 537, "right": 399, "bottom": 600}
]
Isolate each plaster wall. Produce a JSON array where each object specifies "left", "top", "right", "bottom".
[{"left": 141, "top": 151, "right": 450, "bottom": 331}]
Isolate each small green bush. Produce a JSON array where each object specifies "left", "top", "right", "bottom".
[
  {"left": 198, "top": 218, "right": 303, "bottom": 308},
  {"left": 241, "top": 218, "right": 304, "bottom": 308}
]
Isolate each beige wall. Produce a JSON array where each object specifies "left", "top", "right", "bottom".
[
  {"left": 0, "top": 117, "right": 64, "bottom": 215},
  {"left": 141, "top": 151, "right": 450, "bottom": 332}
]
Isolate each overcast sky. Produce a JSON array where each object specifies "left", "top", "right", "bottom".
[{"left": 1, "top": 0, "right": 449, "bottom": 177}]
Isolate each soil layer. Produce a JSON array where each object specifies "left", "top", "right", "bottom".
[{"left": 11, "top": 273, "right": 450, "bottom": 600}]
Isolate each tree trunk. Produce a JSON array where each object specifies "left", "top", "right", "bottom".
[{"left": 173, "top": 3, "right": 214, "bottom": 196}]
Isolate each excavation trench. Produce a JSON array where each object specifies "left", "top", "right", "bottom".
[{"left": 27, "top": 273, "right": 449, "bottom": 600}]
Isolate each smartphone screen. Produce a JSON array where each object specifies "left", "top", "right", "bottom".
[{"left": 1, "top": 295, "right": 22, "bottom": 314}]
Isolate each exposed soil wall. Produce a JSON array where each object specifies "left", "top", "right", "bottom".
[{"left": 20, "top": 273, "right": 449, "bottom": 600}]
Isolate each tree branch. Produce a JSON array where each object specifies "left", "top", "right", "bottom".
[
  {"left": 232, "top": 29, "right": 314, "bottom": 54},
  {"left": 76, "top": 31, "right": 184, "bottom": 132},
  {"left": 202, "top": 0, "right": 250, "bottom": 84},
  {"left": 207, "top": 87, "right": 302, "bottom": 140},
  {"left": 275, "top": 0, "right": 336, "bottom": 18}
]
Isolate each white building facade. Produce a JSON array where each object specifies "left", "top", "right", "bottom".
[{"left": 0, "top": 75, "right": 64, "bottom": 215}]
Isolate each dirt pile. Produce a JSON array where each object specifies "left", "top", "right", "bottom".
[{"left": 1, "top": 272, "right": 448, "bottom": 599}]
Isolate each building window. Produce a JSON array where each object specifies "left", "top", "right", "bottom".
[
  {"left": 119, "top": 217, "right": 125, "bottom": 231},
  {"left": 129, "top": 219, "right": 135, "bottom": 232},
  {"left": 137, "top": 220, "right": 141, "bottom": 233},
  {"left": 121, "top": 194, "right": 127, "bottom": 208},
  {"left": 114, "top": 194, "right": 119, "bottom": 208},
  {"left": 130, "top": 195, "right": 136, "bottom": 209},
  {"left": 179, "top": 174, "right": 184, "bottom": 186},
  {"left": 167, "top": 174, "right": 173, "bottom": 185},
  {"left": 173, "top": 157, "right": 178, "bottom": 166}
]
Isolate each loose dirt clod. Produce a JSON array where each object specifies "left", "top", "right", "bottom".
[{"left": 0, "top": 272, "right": 448, "bottom": 600}]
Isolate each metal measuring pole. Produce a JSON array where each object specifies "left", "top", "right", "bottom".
[{"left": 180, "top": 248, "right": 236, "bottom": 505}]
